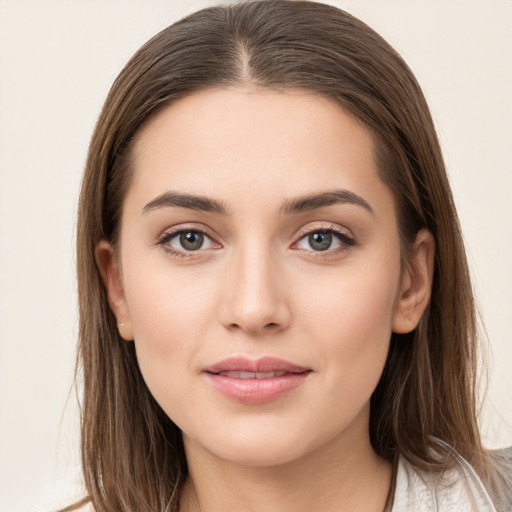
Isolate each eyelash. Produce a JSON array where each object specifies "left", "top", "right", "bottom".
[
  {"left": 156, "top": 225, "right": 220, "bottom": 258},
  {"left": 156, "top": 224, "right": 356, "bottom": 259},
  {"left": 292, "top": 224, "right": 356, "bottom": 257}
]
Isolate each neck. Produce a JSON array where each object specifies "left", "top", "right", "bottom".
[{"left": 179, "top": 417, "right": 392, "bottom": 512}]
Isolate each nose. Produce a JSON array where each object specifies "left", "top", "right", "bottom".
[{"left": 218, "top": 245, "right": 291, "bottom": 336}]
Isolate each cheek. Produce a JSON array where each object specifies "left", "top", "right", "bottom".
[
  {"left": 124, "top": 247, "right": 218, "bottom": 337},
  {"left": 297, "top": 259, "right": 400, "bottom": 339},
  {"left": 121, "top": 258, "right": 219, "bottom": 401},
  {"left": 296, "top": 258, "right": 400, "bottom": 393}
]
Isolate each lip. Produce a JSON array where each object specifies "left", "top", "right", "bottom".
[{"left": 203, "top": 357, "right": 312, "bottom": 404}]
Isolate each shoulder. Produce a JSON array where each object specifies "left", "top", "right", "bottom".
[
  {"left": 491, "top": 446, "right": 512, "bottom": 510},
  {"left": 391, "top": 449, "right": 505, "bottom": 512}
]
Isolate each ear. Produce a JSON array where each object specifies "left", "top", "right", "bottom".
[
  {"left": 95, "top": 240, "right": 134, "bottom": 341},
  {"left": 392, "top": 229, "right": 435, "bottom": 334}
]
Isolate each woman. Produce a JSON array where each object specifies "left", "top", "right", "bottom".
[{"left": 68, "top": 1, "right": 511, "bottom": 510}]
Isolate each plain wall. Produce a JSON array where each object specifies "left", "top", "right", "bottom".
[{"left": 0, "top": 1, "right": 511, "bottom": 510}]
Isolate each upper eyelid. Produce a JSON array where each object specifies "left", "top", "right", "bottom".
[
  {"left": 293, "top": 222, "right": 354, "bottom": 240},
  {"left": 157, "top": 223, "right": 219, "bottom": 241}
]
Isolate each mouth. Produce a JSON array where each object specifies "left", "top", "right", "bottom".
[
  {"left": 216, "top": 370, "right": 289, "bottom": 379},
  {"left": 203, "top": 357, "right": 312, "bottom": 404}
]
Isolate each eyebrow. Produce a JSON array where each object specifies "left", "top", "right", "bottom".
[
  {"left": 142, "top": 188, "right": 373, "bottom": 217},
  {"left": 143, "top": 192, "right": 229, "bottom": 215},
  {"left": 281, "top": 189, "right": 374, "bottom": 215}
]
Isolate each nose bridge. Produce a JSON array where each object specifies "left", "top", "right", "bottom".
[{"left": 219, "top": 238, "right": 290, "bottom": 334}]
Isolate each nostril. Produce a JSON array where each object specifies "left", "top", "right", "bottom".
[{"left": 227, "top": 321, "right": 280, "bottom": 333}]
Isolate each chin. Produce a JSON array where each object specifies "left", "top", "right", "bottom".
[
  {"left": 211, "top": 441, "right": 311, "bottom": 467},
  {"left": 183, "top": 418, "right": 350, "bottom": 469}
]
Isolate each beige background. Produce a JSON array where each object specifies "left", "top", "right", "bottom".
[{"left": 0, "top": 1, "right": 511, "bottom": 510}]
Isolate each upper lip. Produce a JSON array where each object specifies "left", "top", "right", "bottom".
[{"left": 203, "top": 356, "right": 311, "bottom": 374}]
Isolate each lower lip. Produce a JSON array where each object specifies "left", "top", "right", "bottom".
[{"left": 205, "top": 372, "right": 311, "bottom": 404}]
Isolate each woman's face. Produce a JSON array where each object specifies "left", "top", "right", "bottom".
[{"left": 102, "top": 88, "right": 426, "bottom": 467}]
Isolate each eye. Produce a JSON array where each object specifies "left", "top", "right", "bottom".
[
  {"left": 295, "top": 229, "right": 355, "bottom": 253},
  {"left": 158, "top": 229, "right": 218, "bottom": 254}
]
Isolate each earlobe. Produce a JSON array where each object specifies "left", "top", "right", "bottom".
[
  {"left": 392, "top": 229, "right": 435, "bottom": 334},
  {"left": 95, "top": 240, "right": 134, "bottom": 340}
]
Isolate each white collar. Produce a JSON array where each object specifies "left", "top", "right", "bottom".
[{"left": 391, "top": 450, "right": 497, "bottom": 512}]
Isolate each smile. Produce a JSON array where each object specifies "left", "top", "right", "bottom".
[
  {"left": 203, "top": 357, "right": 312, "bottom": 404},
  {"left": 218, "top": 371, "right": 287, "bottom": 379}
]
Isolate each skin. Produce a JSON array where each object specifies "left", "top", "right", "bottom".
[{"left": 97, "top": 88, "right": 434, "bottom": 512}]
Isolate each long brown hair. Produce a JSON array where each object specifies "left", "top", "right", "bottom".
[{"left": 71, "top": 1, "right": 504, "bottom": 510}]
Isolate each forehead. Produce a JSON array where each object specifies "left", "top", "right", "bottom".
[{"left": 127, "top": 87, "right": 392, "bottom": 214}]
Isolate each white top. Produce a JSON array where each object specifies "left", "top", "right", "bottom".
[
  {"left": 33, "top": 446, "right": 511, "bottom": 512},
  {"left": 391, "top": 452, "right": 499, "bottom": 512}
]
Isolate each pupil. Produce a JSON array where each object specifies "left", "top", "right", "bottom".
[
  {"left": 180, "top": 231, "right": 203, "bottom": 250},
  {"left": 309, "top": 232, "right": 332, "bottom": 251}
]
